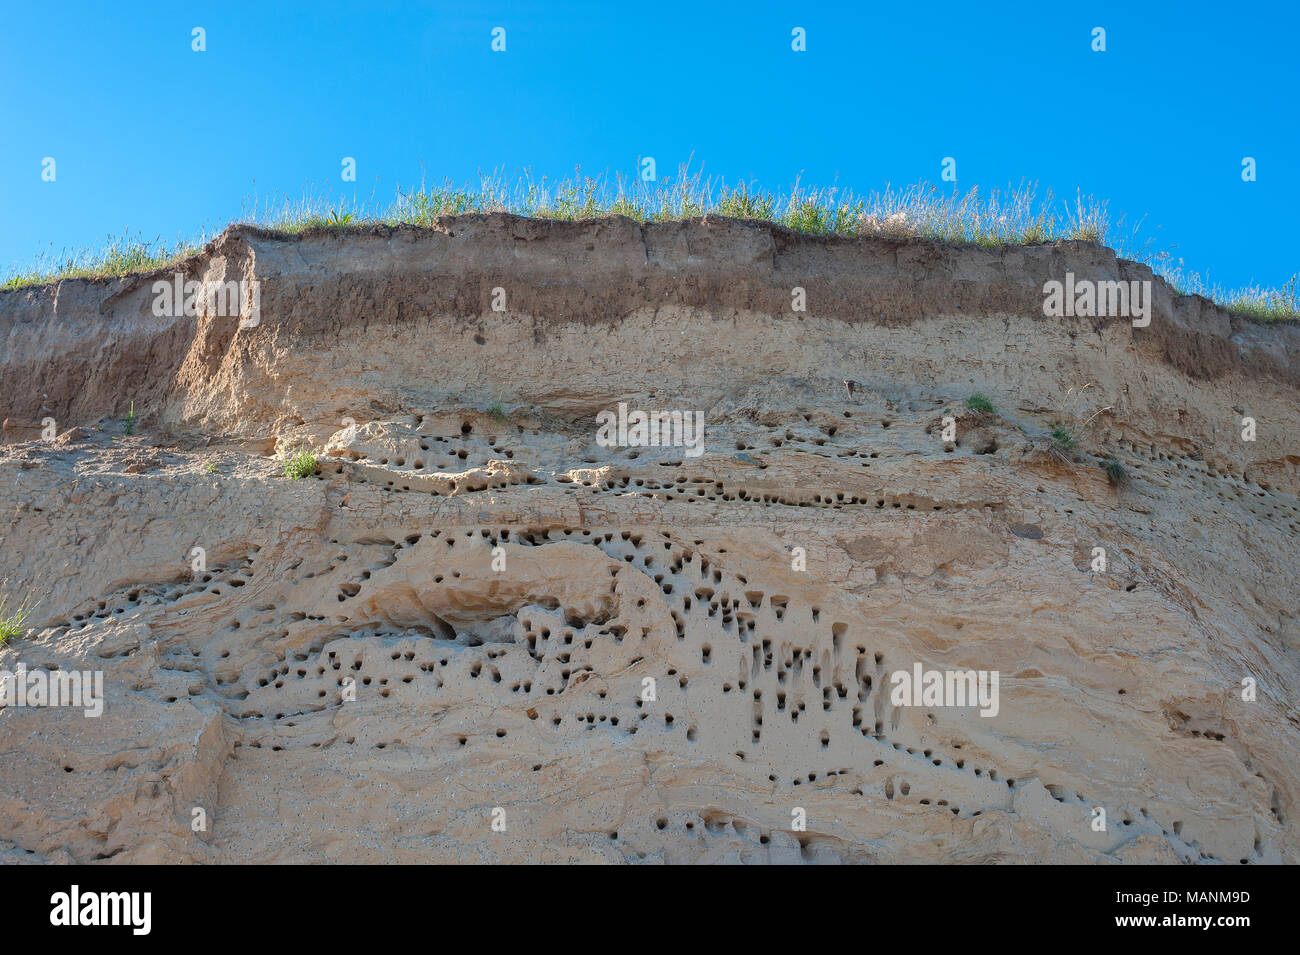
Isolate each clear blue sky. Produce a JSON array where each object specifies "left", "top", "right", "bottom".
[{"left": 1, "top": 0, "right": 1295, "bottom": 289}]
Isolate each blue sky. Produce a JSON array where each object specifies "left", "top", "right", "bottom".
[{"left": 1, "top": 0, "right": 1295, "bottom": 289}]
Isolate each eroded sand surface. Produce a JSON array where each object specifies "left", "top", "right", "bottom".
[{"left": 1, "top": 217, "right": 1296, "bottom": 863}]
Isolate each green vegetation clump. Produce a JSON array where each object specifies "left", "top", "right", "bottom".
[
  {"left": 122, "top": 401, "right": 136, "bottom": 436},
  {"left": 1104, "top": 455, "right": 1128, "bottom": 486},
  {"left": 279, "top": 446, "right": 318, "bottom": 480},
  {"left": 486, "top": 403, "right": 508, "bottom": 423},
  {"left": 966, "top": 392, "right": 995, "bottom": 414},
  {"left": 4, "top": 165, "right": 1295, "bottom": 320},
  {"left": 0, "top": 591, "right": 33, "bottom": 646},
  {"left": 1050, "top": 426, "right": 1076, "bottom": 451}
]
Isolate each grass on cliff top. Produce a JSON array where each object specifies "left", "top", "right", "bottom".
[
  {"left": 4, "top": 165, "right": 1296, "bottom": 321},
  {"left": 2, "top": 232, "right": 204, "bottom": 291}
]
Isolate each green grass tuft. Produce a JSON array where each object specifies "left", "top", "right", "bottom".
[
  {"left": 0, "top": 591, "right": 34, "bottom": 646},
  {"left": 279, "top": 446, "right": 318, "bottom": 480},
  {"left": 1104, "top": 455, "right": 1128, "bottom": 486},
  {"left": 122, "top": 401, "right": 136, "bottom": 436},
  {"left": 1051, "top": 426, "right": 1076, "bottom": 451},
  {"left": 712, "top": 183, "right": 778, "bottom": 221},
  {"left": 966, "top": 392, "right": 995, "bottom": 414}
]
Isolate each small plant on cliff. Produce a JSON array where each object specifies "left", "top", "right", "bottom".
[
  {"left": 279, "top": 446, "right": 318, "bottom": 480},
  {"left": 486, "top": 403, "right": 508, "bottom": 423},
  {"left": 1103, "top": 455, "right": 1128, "bottom": 487},
  {"left": 327, "top": 209, "right": 355, "bottom": 226},
  {"left": 122, "top": 401, "right": 136, "bottom": 436},
  {"left": 0, "top": 591, "right": 34, "bottom": 646},
  {"left": 966, "top": 392, "right": 995, "bottom": 414},
  {"left": 1046, "top": 382, "right": 1114, "bottom": 461}
]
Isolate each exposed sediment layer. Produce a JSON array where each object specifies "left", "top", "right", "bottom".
[{"left": 0, "top": 216, "right": 1296, "bottom": 863}]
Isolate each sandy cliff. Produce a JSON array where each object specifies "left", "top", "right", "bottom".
[{"left": 0, "top": 215, "right": 1296, "bottom": 863}]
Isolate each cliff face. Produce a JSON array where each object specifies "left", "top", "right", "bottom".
[{"left": 1, "top": 216, "right": 1297, "bottom": 864}]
